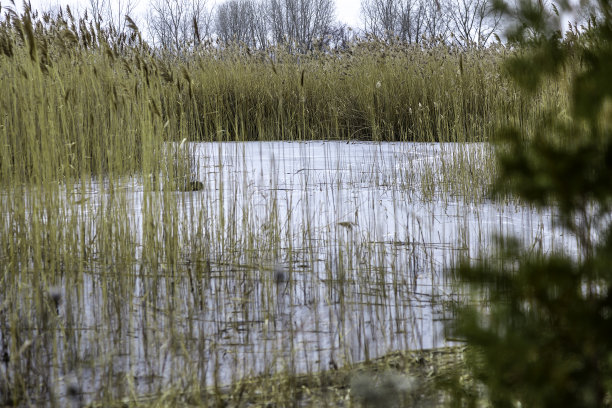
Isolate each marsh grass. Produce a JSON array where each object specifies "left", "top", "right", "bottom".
[
  {"left": 0, "top": 7, "right": 571, "bottom": 186},
  {"left": 0, "top": 6, "right": 577, "bottom": 407}
]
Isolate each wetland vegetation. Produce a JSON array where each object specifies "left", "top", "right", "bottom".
[{"left": 1, "top": 0, "right": 611, "bottom": 406}]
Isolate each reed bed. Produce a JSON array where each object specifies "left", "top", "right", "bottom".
[
  {"left": 0, "top": 8, "right": 573, "bottom": 185},
  {"left": 0, "top": 7, "right": 576, "bottom": 407}
]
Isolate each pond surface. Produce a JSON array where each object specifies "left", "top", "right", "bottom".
[{"left": 0, "top": 142, "right": 575, "bottom": 405}]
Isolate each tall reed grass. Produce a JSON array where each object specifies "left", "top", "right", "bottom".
[{"left": 0, "top": 7, "right": 573, "bottom": 185}]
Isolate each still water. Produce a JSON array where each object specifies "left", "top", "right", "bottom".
[{"left": 0, "top": 142, "right": 575, "bottom": 404}]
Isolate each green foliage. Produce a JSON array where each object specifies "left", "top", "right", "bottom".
[
  {"left": 452, "top": 236, "right": 612, "bottom": 407},
  {"left": 448, "top": 1, "right": 612, "bottom": 407}
]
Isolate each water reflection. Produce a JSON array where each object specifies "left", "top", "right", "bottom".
[{"left": 0, "top": 142, "right": 575, "bottom": 405}]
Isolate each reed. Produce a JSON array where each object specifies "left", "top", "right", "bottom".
[
  {"left": 163, "top": 42, "right": 541, "bottom": 143},
  {"left": 0, "top": 8, "right": 573, "bottom": 186}
]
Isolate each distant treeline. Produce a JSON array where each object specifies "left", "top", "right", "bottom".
[{"left": 4, "top": 0, "right": 517, "bottom": 55}]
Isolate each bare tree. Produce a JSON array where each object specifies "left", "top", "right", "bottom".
[
  {"left": 250, "top": 1, "right": 269, "bottom": 47},
  {"left": 319, "top": 22, "right": 359, "bottom": 49},
  {"left": 423, "top": 0, "right": 450, "bottom": 42},
  {"left": 147, "top": 0, "right": 212, "bottom": 53},
  {"left": 266, "top": 0, "right": 335, "bottom": 50},
  {"left": 88, "top": 0, "right": 108, "bottom": 27},
  {"left": 401, "top": 0, "right": 427, "bottom": 42},
  {"left": 216, "top": 0, "right": 267, "bottom": 48},
  {"left": 360, "top": 0, "right": 428, "bottom": 43},
  {"left": 361, "top": 0, "right": 400, "bottom": 39},
  {"left": 88, "top": 0, "right": 139, "bottom": 34},
  {"left": 447, "top": 0, "right": 502, "bottom": 47}
]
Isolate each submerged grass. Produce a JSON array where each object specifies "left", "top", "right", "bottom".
[{"left": 0, "top": 6, "right": 576, "bottom": 407}]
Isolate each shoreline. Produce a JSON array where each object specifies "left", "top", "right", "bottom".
[{"left": 89, "top": 346, "right": 470, "bottom": 407}]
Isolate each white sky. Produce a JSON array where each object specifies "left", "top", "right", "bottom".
[
  {"left": 334, "top": 0, "right": 362, "bottom": 27},
  {"left": 15, "top": 0, "right": 363, "bottom": 28}
]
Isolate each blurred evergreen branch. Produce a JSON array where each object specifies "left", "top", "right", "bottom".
[{"left": 446, "top": 1, "right": 612, "bottom": 407}]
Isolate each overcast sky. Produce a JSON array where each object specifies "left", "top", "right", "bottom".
[{"left": 15, "top": 0, "right": 363, "bottom": 28}]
